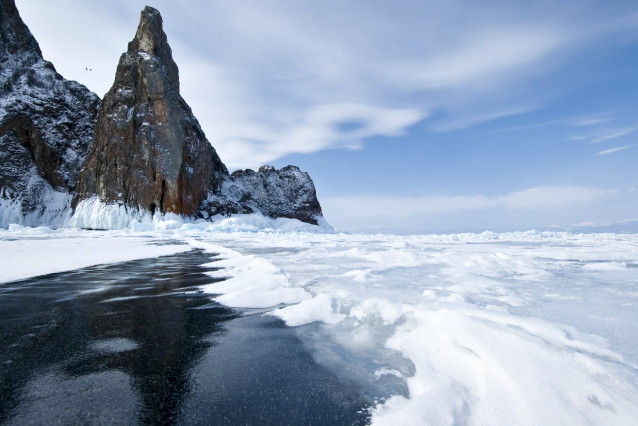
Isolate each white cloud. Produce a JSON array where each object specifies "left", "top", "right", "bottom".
[
  {"left": 385, "top": 26, "right": 567, "bottom": 90},
  {"left": 596, "top": 145, "right": 636, "bottom": 155},
  {"left": 16, "top": 0, "right": 638, "bottom": 168},
  {"left": 323, "top": 186, "right": 614, "bottom": 220}
]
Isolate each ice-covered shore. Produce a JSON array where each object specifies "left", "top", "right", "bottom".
[{"left": 2, "top": 223, "right": 638, "bottom": 425}]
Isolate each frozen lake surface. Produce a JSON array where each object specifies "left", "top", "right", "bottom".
[
  {"left": 0, "top": 248, "right": 370, "bottom": 425},
  {"left": 1, "top": 222, "right": 638, "bottom": 425}
]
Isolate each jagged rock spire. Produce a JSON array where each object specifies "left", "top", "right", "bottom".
[{"left": 74, "top": 6, "right": 228, "bottom": 216}]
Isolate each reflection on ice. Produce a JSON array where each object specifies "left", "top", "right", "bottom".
[{"left": 89, "top": 338, "right": 139, "bottom": 354}]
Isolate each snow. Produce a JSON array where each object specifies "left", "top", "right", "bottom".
[
  {"left": 193, "top": 240, "right": 312, "bottom": 308},
  {"left": 267, "top": 294, "right": 346, "bottom": 326},
  {"left": 66, "top": 197, "right": 333, "bottom": 232},
  {"left": 2, "top": 225, "right": 638, "bottom": 424},
  {"left": 0, "top": 228, "right": 190, "bottom": 283},
  {"left": 182, "top": 230, "right": 638, "bottom": 425}
]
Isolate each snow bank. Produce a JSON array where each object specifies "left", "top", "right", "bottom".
[
  {"left": 189, "top": 240, "right": 312, "bottom": 308},
  {"left": 267, "top": 294, "right": 346, "bottom": 326},
  {"left": 186, "top": 231, "right": 638, "bottom": 425}
]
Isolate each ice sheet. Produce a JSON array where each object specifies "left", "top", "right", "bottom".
[
  {"left": 2, "top": 222, "right": 638, "bottom": 425},
  {"left": 0, "top": 227, "right": 190, "bottom": 283},
  {"left": 186, "top": 230, "right": 638, "bottom": 425}
]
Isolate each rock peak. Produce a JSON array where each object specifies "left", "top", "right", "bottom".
[
  {"left": 130, "top": 6, "right": 167, "bottom": 56},
  {"left": 75, "top": 6, "right": 228, "bottom": 217},
  {"left": 0, "top": 0, "right": 42, "bottom": 62},
  {"left": 126, "top": 5, "right": 179, "bottom": 95}
]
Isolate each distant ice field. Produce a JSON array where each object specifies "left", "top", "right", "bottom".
[{"left": 1, "top": 217, "right": 638, "bottom": 425}]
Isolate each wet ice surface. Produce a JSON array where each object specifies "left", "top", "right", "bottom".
[{"left": 0, "top": 249, "right": 370, "bottom": 425}]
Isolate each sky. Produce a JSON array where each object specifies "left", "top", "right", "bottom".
[{"left": 15, "top": 0, "right": 638, "bottom": 232}]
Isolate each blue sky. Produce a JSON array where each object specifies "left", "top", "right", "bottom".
[{"left": 16, "top": 0, "right": 638, "bottom": 231}]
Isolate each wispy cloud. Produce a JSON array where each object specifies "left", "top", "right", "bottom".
[
  {"left": 16, "top": 0, "right": 638, "bottom": 167},
  {"left": 495, "top": 112, "right": 615, "bottom": 133},
  {"left": 596, "top": 145, "right": 636, "bottom": 155},
  {"left": 384, "top": 26, "right": 567, "bottom": 90},
  {"left": 324, "top": 186, "right": 614, "bottom": 220},
  {"left": 432, "top": 105, "right": 538, "bottom": 132},
  {"left": 591, "top": 127, "right": 638, "bottom": 143},
  {"left": 213, "top": 103, "right": 426, "bottom": 168},
  {"left": 571, "top": 114, "right": 614, "bottom": 127}
]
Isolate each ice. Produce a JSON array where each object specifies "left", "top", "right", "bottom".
[
  {"left": 2, "top": 223, "right": 638, "bottom": 424},
  {"left": 89, "top": 338, "right": 139, "bottom": 354},
  {"left": 64, "top": 197, "right": 333, "bottom": 233},
  {"left": 267, "top": 294, "right": 346, "bottom": 326},
  {"left": 182, "top": 230, "right": 638, "bottom": 425},
  {"left": 0, "top": 194, "right": 23, "bottom": 227},
  {"left": 0, "top": 185, "right": 71, "bottom": 229},
  {"left": 0, "top": 229, "right": 190, "bottom": 283},
  {"left": 67, "top": 197, "right": 155, "bottom": 230}
]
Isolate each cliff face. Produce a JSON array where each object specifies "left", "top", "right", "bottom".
[
  {"left": 203, "top": 166, "right": 323, "bottom": 225},
  {"left": 2, "top": 3, "right": 326, "bottom": 228},
  {"left": 74, "top": 7, "right": 228, "bottom": 217},
  {"left": 0, "top": 0, "right": 99, "bottom": 226}
]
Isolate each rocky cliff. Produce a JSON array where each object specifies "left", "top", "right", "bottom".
[
  {"left": 2, "top": 3, "right": 325, "bottom": 229},
  {"left": 0, "top": 0, "right": 99, "bottom": 226},
  {"left": 203, "top": 166, "right": 323, "bottom": 225},
  {"left": 74, "top": 7, "right": 227, "bottom": 217}
]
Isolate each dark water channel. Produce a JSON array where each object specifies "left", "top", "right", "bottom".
[{"left": 0, "top": 249, "right": 370, "bottom": 425}]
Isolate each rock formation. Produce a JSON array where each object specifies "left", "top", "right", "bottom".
[
  {"left": 205, "top": 166, "right": 323, "bottom": 225},
  {"left": 74, "top": 7, "right": 227, "bottom": 217},
  {"left": 2, "top": 3, "right": 325, "bottom": 228},
  {"left": 0, "top": 0, "right": 99, "bottom": 226}
]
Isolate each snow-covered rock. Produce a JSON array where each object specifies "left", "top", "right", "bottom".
[
  {"left": 0, "top": 0, "right": 99, "bottom": 227},
  {"left": 1, "top": 3, "right": 327, "bottom": 229},
  {"left": 201, "top": 165, "right": 324, "bottom": 225}
]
